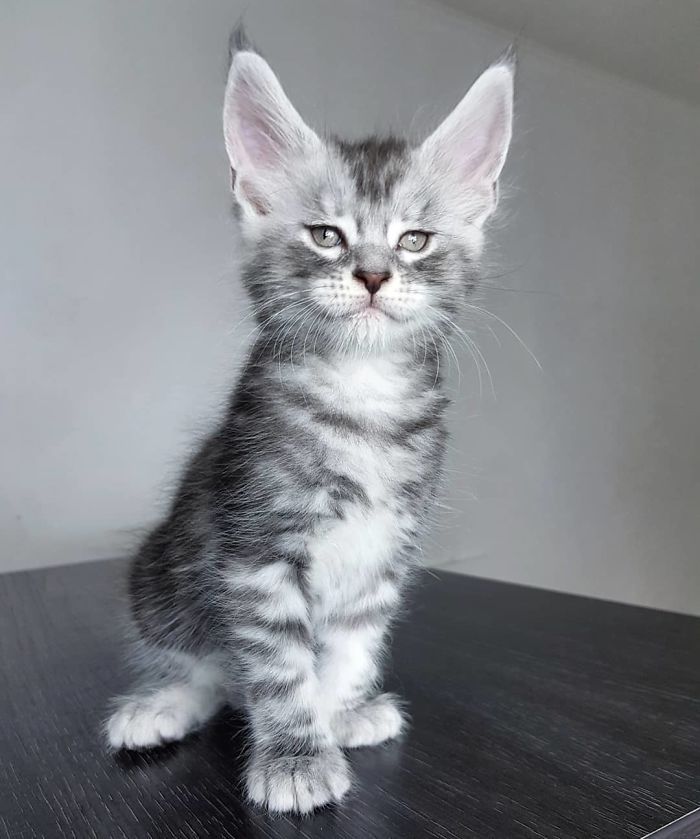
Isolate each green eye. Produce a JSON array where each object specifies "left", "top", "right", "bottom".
[
  {"left": 398, "top": 230, "right": 430, "bottom": 252},
  {"left": 309, "top": 225, "right": 343, "bottom": 248}
]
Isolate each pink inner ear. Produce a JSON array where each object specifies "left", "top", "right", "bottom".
[
  {"left": 239, "top": 120, "right": 274, "bottom": 166},
  {"left": 231, "top": 68, "right": 309, "bottom": 173},
  {"left": 223, "top": 52, "right": 319, "bottom": 212},
  {"left": 235, "top": 83, "right": 283, "bottom": 169},
  {"left": 462, "top": 109, "right": 509, "bottom": 183},
  {"left": 423, "top": 64, "right": 513, "bottom": 189}
]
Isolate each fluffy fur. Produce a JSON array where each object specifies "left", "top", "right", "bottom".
[{"left": 106, "top": 32, "right": 515, "bottom": 815}]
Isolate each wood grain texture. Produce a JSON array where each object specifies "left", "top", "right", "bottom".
[{"left": 1, "top": 559, "right": 698, "bottom": 839}]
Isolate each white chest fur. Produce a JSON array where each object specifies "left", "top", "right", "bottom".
[{"left": 302, "top": 354, "right": 421, "bottom": 614}]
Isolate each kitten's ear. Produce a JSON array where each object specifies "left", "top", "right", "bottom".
[
  {"left": 419, "top": 54, "right": 514, "bottom": 219},
  {"left": 223, "top": 50, "right": 320, "bottom": 215}
]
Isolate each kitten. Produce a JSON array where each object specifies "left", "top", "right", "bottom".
[{"left": 106, "top": 32, "right": 514, "bottom": 815}]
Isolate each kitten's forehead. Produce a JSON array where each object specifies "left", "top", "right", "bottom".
[
  {"left": 333, "top": 136, "right": 411, "bottom": 203},
  {"left": 313, "top": 135, "right": 431, "bottom": 237}
]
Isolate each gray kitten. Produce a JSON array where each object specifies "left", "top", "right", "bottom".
[{"left": 106, "top": 34, "right": 514, "bottom": 815}]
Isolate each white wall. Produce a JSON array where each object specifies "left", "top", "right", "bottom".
[{"left": 2, "top": 1, "right": 699, "bottom": 614}]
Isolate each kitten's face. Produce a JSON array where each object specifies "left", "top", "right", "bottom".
[{"left": 224, "top": 51, "right": 513, "bottom": 354}]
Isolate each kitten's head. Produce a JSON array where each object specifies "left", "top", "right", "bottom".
[{"left": 223, "top": 39, "right": 514, "bottom": 355}]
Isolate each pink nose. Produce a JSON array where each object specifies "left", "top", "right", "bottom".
[{"left": 353, "top": 269, "right": 391, "bottom": 295}]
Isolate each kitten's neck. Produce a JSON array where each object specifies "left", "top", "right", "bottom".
[
  {"left": 259, "top": 337, "right": 443, "bottom": 409},
  {"left": 255, "top": 328, "right": 441, "bottom": 384}
]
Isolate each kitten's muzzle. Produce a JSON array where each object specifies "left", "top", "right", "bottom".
[{"left": 353, "top": 269, "right": 391, "bottom": 296}]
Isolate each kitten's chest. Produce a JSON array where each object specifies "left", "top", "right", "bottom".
[
  {"left": 305, "top": 439, "right": 415, "bottom": 610},
  {"left": 303, "top": 357, "right": 425, "bottom": 606}
]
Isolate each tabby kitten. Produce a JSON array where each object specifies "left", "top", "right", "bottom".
[{"left": 106, "top": 35, "right": 514, "bottom": 814}]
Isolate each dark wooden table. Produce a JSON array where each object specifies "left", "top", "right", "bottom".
[{"left": 1, "top": 559, "right": 699, "bottom": 839}]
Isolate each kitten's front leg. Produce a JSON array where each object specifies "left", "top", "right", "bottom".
[
  {"left": 318, "top": 621, "right": 406, "bottom": 749},
  {"left": 229, "top": 561, "right": 351, "bottom": 814}
]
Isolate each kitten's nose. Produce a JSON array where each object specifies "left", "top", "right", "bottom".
[{"left": 353, "top": 269, "right": 391, "bottom": 295}]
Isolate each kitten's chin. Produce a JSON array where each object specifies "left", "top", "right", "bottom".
[
  {"left": 338, "top": 304, "right": 420, "bottom": 351},
  {"left": 351, "top": 306, "right": 391, "bottom": 322},
  {"left": 349, "top": 299, "right": 408, "bottom": 325},
  {"left": 315, "top": 300, "right": 419, "bottom": 350}
]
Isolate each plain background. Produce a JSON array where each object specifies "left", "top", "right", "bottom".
[{"left": 2, "top": 0, "right": 699, "bottom": 614}]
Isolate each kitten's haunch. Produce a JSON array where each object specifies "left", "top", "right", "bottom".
[{"left": 106, "top": 31, "right": 514, "bottom": 815}]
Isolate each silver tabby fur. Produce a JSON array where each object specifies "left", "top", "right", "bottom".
[{"left": 106, "top": 29, "right": 515, "bottom": 814}]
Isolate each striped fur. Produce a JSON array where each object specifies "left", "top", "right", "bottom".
[{"left": 107, "top": 33, "right": 514, "bottom": 814}]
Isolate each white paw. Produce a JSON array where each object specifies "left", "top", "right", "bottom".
[
  {"left": 246, "top": 748, "right": 351, "bottom": 814},
  {"left": 332, "top": 693, "right": 405, "bottom": 749},
  {"left": 106, "top": 684, "right": 221, "bottom": 751}
]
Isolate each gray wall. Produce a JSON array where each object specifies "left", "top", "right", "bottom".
[{"left": 2, "top": 0, "right": 699, "bottom": 614}]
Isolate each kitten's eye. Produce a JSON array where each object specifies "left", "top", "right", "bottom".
[
  {"left": 398, "top": 230, "right": 430, "bottom": 252},
  {"left": 309, "top": 225, "right": 343, "bottom": 248}
]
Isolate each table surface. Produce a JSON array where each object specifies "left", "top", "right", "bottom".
[{"left": 1, "top": 559, "right": 699, "bottom": 839}]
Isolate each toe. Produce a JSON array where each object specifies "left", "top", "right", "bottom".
[
  {"left": 246, "top": 750, "right": 351, "bottom": 814},
  {"left": 333, "top": 693, "right": 406, "bottom": 748}
]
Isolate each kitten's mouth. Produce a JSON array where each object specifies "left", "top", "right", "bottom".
[
  {"left": 352, "top": 300, "right": 399, "bottom": 322},
  {"left": 324, "top": 297, "right": 403, "bottom": 324}
]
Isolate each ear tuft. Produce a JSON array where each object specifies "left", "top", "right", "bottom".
[
  {"left": 227, "top": 21, "right": 256, "bottom": 67},
  {"left": 496, "top": 42, "right": 518, "bottom": 73}
]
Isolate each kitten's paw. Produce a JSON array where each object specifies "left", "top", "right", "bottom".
[
  {"left": 245, "top": 748, "right": 351, "bottom": 814},
  {"left": 332, "top": 693, "right": 405, "bottom": 749},
  {"left": 106, "top": 684, "right": 222, "bottom": 751}
]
